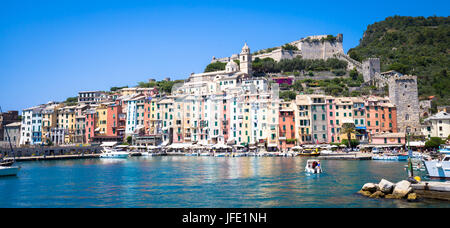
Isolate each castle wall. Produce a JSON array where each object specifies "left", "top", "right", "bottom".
[
  {"left": 252, "top": 49, "right": 301, "bottom": 61},
  {"left": 297, "top": 39, "right": 344, "bottom": 60}
]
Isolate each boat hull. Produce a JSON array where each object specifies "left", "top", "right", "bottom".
[
  {"left": 372, "top": 155, "right": 408, "bottom": 161},
  {"left": 100, "top": 153, "right": 129, "bottom": 158},
  {"left": 298, "top": 153, "right": 320, "bottom": 157},
  {"left": 0, "top": 166, "right": 20, "bottom": 177}
]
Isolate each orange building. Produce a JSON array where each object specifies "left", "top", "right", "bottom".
[
  {"left": 279, "top": 105, "right": 295, "bottom": 150},
  {"left": 365, "top": 97, "right": 397, "bottom": 136}
]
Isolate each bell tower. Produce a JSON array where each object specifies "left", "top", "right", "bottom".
[{"left": 239, "top": 42, "right": 252, "bottom": 75}]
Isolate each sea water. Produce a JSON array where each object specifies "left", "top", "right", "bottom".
[{"left": 0, "top": 156, "right": 447, "bottom": 208}]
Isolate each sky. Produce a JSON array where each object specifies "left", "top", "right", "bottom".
[{"left": 1, "top": 0, "right": 448, "bottom": 112}]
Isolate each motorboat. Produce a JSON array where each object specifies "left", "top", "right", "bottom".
[
  {"left": 200, "top": 152, "right": 211, "bottom": 156},
  {"left": 247, "top": 152, "right": 257, "bottom": 157},
  {"left": 0, "top": 165, "right": 20, "bottom": 177},
  {"left": 298, "top": 149, "right": 320, "bottom": 156},
  {"left": 371, "top": 147, "right": 382, "bottom": 154},
  {"left": 214, "top": 153, "right": 226, "bottom": 157},
  {"left": 305, "top": 159, "right": 322, "bottom": 174},
  {"left": 423, "top": 154, "right": 450, "bottom": 180},
  {"left": 372, "top": 153, "right": 408, "bottom": 161},
  {"left": 185, "top": 152, "right": 199, "bottom": 156},
  {"left": 438, "top": 146, "right": 450, "bottom": 155},
  {"left": 99, "top": 148, "right": 129, "bottom": 158}
]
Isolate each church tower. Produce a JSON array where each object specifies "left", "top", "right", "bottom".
[{"left": 239, "top": 42, "right": 252, "bottom": 75}]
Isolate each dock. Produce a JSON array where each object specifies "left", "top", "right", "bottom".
[
  {"left": 412, "top": 181, "right": 450, "bottom": 201},
  {"left": 318, "top": 152, "right": 372, "bottom": 160},
  {"left": 4, "top": 154, "right": 100, "bottom": 162}
]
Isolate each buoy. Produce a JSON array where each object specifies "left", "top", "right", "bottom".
[{"left": 414, "top": 176, "right": 421, "bottom": 182}]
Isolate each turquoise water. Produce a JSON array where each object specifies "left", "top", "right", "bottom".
[{"left": 0, "top": 157, "right": 448, "bottom": 208}]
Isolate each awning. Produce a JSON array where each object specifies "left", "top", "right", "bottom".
[
  {"left": 408, "top": 141, "right": 425, "bottom": 147},
  {"left": 100, "top": 142, "right": 117, "bottom": 147},
  {"left": 267, "top": 143, "right": 278, "bottom": 147},
  {"left": 167, "top": 143, "right": 192, "bottom": 149},
  {"left": 360, "top": 144, "right": 404, "bottom": 148}
]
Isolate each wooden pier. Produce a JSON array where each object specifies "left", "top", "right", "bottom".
[{"left": 412, "top": 181, "right": 450, "bottom": 201}]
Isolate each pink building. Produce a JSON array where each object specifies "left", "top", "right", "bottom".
[{"left": 370, "top": 132, "right": 405, "bottom": 145}]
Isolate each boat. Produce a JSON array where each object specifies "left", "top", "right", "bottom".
[
  {"left": 200, "top": 152, "right": 211, "bottom": 156},
  {"left": 372, "top": 153, "right": 408, "bottom": 161},
  {"left": 185, "top": 152, "right": 199, "bottom": 156},
  {"left": 99, "top": 148, "right": 129, "bottom": 158},
  {"left": 423, "top": 154, "right": 450, "bottom": 180},
  {"left": 305, "top": 159, "right": 322, "bottom": 174},
  {"left": 298, "top": 149, "right": 320, "bottom": 156},
  {"left": 0, "top": 105, "right": 21, "bottom": 177},
  {"left": 214, "top": 153, "right": 226, "bottom": 157},
  {"left": 0, "top": 166, "right": 20, "bottom": 177},
  {"left": 438, "top": 146, "right": 450, "bottom": 155}
]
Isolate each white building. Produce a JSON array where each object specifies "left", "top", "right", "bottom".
[{"left": 422, "top": 111, "right": 450, "bottom": 139}]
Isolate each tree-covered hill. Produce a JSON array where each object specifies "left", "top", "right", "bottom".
[{"left": 348, "top": 15, "right": 450, "bottom": 106}]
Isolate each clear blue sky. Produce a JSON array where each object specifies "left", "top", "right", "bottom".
[{"left": 1, "top": 0, "right": 448, "bottom": 112}]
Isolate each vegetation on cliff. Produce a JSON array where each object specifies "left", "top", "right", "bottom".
[
  {"left": 252, "top": 57, "right": 348, "bottom": 75},
  {"left": 204, "top": 61, "right": 227, "bottom": 73},
  {"left": 348, "top": 15, "right": 450, "bottom": 106},
  {"left": 136, "top": 80, "right": 185, "bottom": 94}
]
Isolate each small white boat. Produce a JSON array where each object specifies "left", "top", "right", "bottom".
[
  {"left": 305, "top": 159, "right": 322, "bottom": 174},
  {"left": 247, "top": 152, "right": 257, "bottom": 157},
  {"left": 438, "top": 146, "right": 450, "bottom": 155},
  {"left": 200, "top": 152, "right": 211, "bottom": 156},
  {"left": 100, "top": 148, "right": 129, "bottom": 158},
  {"left": 423, "top": 155, "right": 450, "bottom": 180},
  {"left": 0, "top": 166, "right": 20, "bottom": 177},
  {"left": 184, "top": 152, "right": 199, "bottom": 156},
  {"left": 214, "top": 153, "right": 226, "bottom": 157}
]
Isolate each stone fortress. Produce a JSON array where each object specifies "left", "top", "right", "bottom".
[{"left": 205, "top": 33, "right": 421, "bottom": 135}]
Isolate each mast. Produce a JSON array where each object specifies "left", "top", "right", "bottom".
[{"left": 0, "top": 106, "right": 16, "bottom": 162}]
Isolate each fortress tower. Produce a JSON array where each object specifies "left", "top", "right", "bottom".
[
  {"left": 362, "top": 58, "right": 381, "bottom": 83},
  {"left": 388, "top": 75, "right": 420, "bottom": 134},
  {"left": 239, "top": 42, "right": 252, "bottom": 75}
]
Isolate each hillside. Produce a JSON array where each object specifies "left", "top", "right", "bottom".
[{"left": 348, "top": 15, "right": 450, "bottom": 107}]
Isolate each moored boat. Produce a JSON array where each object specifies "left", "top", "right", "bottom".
[
  {"left": 423, "top": 155, "right": 450, "bottom": 180},
  {"left": 372, "top": 153, "right": 408, "bottom": 161},
  {"left": 99, "top": 148, "right": 129, "bottom": 158},
  {"left": 298, "top": 149, "right": 320, "bottom": 156},
  {"left": 0, "top": 166, "right": 20, "bottom": 177},
  {"left": 438, "top": 146, "right": 450, "bottom": 155}
]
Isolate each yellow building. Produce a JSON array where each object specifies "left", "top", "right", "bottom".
[
  {"left": 41, "top": 103, "right": 63, "bottom": 144},
  {"left": 295, "top": 95, "right": 312, "bottom": 144},
  {"left": 96, "top": 104, "right": 108, "bottom": 135},
  {"left": 57, "top": 105, "right": 76, "bottom": 143}
]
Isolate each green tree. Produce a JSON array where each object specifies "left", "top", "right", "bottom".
[
  {"left": 341, "top": 123, "right": 357, "bottom": 148},
  {"left": 204, "top": 62, "right": 227, "bottom": 72},
  {"left": 126, "top": 136, "right": 132, "bottom": 145},
  {"left": 425, "top": 137, "right": 445, "bottom": 148}
]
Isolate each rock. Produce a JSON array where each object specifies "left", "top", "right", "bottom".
[
  {"left": 362, "top": 183, "right": 378, "bottom": 193},
  {"left": 385, "top": 194, "right": 402, "bottom": 199},
  {"left": 392, "top": 180, "right": 413, "bottom": 198},
  {"left": 407, "top": 193, "right": 418, "bottom": 201},
  {"left": 378, "top": 179, "right": 395, "bottom": 194},
  {"left": 369, "top": 191, "right": 385, "bottom": 198},
  {"left": 357, "top": 190, "right": 372, "bottom": 197}
]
